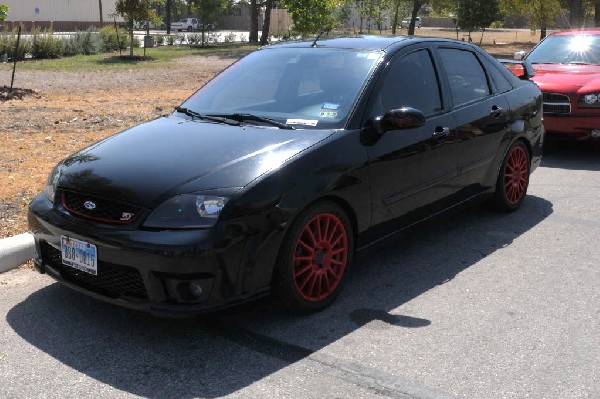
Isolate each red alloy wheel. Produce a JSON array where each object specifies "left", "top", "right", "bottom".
[
  {"left": 503, "top": 145, "right": 529, "bottom": 205},
  {"left": 291, "top": 213, "right": 349, "bottom": 302}
]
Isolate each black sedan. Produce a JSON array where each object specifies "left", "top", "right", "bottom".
[{"left": 28, "top": 36, "right": 544, "bottom": 314}]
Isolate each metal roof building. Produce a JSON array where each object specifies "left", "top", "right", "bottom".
[{"left": 1, "top": 0, "right": 122, "bottom": 31}]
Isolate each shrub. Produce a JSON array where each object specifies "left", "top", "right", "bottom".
[
  {"left": 207, "top": 32, "right": 221, "bottom": 44},
  {"left": 175, "top": 33, "right": 186, "bottom": 45},
  {"left": 153, "top": 34, "right": 165, "bottom": 46},
  {"left": 99, "top": 25, "right": 128, "bottom": 51},
  {"left": 187, "top": 33, "right": 202, "bottom": 46},
  {"left": 166, "top": 34, "right": 176, "bottom": 46},
  {"left": 63, "top": 29, "right": 102, "bottom": 56},
  {"left": 224, "top": 32, "right": 236, "bottom": 43},
  {"left": 0, "top": 31, "right": 32, "bottom": 60},
  {"left": 31, "top": 30, "right": 63, "bottom": 59}
]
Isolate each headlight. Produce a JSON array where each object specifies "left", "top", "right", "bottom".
[
  {"left": 43, "top": 165, "right": 61, "bottom": 203},
  {"left": 584, "top": 93, "right": 598, "bottom": 104},
  {"left": 143, "top": 194, "right": 228, "bottom": 228}
]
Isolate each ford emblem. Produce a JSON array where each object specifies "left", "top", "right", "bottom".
[{"left": 83, "top": 201, "right": 96, "bottom": 210}]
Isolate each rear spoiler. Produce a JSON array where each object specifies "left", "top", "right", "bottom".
[{"left": 497, "top": 59, "right": 535, "bottom": 80}]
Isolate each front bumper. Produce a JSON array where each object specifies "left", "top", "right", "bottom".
[
  {"left": 543, "top": 113, "right": 600, "bottom": 140},
  {"left": 28, "top": 193, "right": 273, "bottom": 316}
]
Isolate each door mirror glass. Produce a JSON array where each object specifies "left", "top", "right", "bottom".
[{"left": 514, "top": 50, "right": 526, "bottom": 60}]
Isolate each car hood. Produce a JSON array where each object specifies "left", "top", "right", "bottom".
[
  {"left": 57, "top": 116, "right": 334, "bottom": 207},
  {"left": 530, "top": 63, "right": 600, "bottom": 93}
]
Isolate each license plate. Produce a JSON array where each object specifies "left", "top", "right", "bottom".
[{"left": 60, "top": 236, "right": 98, "bottom": 275}]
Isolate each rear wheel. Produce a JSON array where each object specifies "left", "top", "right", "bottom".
[
  {"left": 494, "top": 140, "right": 530, "bottom": 211},
  {"left": 273, "top": 201, "right": 353, "bottom": 313}
]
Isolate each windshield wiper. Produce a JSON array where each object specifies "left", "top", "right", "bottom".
[
  {"left": 210, "top": 113, "right": 295, "bottom": 130},
  {"left": 175, "top": 107, "right": 240, "bottom": 126}
]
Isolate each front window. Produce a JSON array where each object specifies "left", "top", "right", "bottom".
[
  {"left": 180, "top": 47, "right": 382, "bottom": 129},
  {"left": 527, "top": 34, "right": 600, "bottom": 65}
]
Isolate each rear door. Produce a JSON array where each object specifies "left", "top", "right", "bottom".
[{"left": 434, "top": 46, "right": 513, "bottom": 193}]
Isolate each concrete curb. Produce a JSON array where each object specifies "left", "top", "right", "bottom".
[{"left": 0, "top": 233, "right": 35, "bottom": 273}]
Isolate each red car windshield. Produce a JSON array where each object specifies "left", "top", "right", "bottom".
[{"left": 527, "top": 34, "right": 600, "bottom": 65}]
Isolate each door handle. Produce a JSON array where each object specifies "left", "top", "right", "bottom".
[
  {"left": 490, "top": 105, "right": 504, "bottom": 117},
  {"left": 432, "top": 126, "right": 450, "bottom": 139}
]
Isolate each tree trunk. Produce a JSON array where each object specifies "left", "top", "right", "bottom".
[
  {"left": 99, "top": 0, "right": 103, "bottom": 25},
  {"left": 569, "top": 0, "right": 584, "bottom": 28},
  {"left": 129, "top": 22, "right": 134, "bottom": 57},
  {"left": 166, "top": 0, "right": 172, "bottom": 35},
  {"left": 392, "top": 1, "right": 400, "bottom": 35},
  {"left": 250, "top": 0, "right": 259, "bottom": 43},
  {"left": 407, "top": 0, "right": 422, "bottom": 36},
  {"left": 540, "top": 22, "right": 547, "bottom": 41},
  {"left": 596, "top": 1, "right": 600, "bottom": 27},
  {"left": 260, "top": 0, "right": 273, "bottom": 45}
]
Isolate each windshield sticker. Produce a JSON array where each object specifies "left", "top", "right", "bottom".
[
  {"left": 322, "top": 102, "right": 340, "bottom": 110},
  {"left": 286, "top": 119, "right": 318, "bottom": 126},
  {"left": 320, "top": 111, "right": 338, "bottom": 118}
]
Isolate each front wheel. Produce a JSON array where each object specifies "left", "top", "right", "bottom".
[
  {"left": 493, "top": 140, "right": 531, "bottom": 211},
  {"left": 273, "top": 201, "right": 354, "bottom": 313}
]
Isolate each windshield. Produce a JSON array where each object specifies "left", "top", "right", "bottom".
[
  {"left": 180, "top": 47, "right": 382, "bottom": 129},
  {"left": 527, "top": 34, "right": 600, "bottom": 65}
]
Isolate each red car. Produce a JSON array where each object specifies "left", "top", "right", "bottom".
[{"left": 515, "top": 29, "right": 600, "bottom": 141}]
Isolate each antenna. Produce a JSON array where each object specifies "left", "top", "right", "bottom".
[{"left": 311, "top": 27, "right": 331, "bottom": 47}]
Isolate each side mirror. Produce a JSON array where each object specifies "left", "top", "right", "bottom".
[
  {"left": 374, "top": 107, "right": 426, "bottom": 134},
  {"left": 498, "top": 59, "right": 535, "bottom": 80},
  {"left": 514, "top": 51, "right": 526, "bottom": 60}
]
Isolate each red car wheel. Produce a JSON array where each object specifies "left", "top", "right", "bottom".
[
  {"left": 495, "top": 141, "right": 530, "bottom": 211},
  {"left": 274, "top": 201, "right": 353, "bottom": 312}
]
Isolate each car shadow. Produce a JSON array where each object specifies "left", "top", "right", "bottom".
[
  {"left": 541, "top": 140, "right": 600, "bottom": 171},
  {"left": 6, "top": 195, "right": 553, "bottom": 398}
]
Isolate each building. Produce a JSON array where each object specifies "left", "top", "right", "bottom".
[{"left": 1, "top": 0, "right": 122, "bottom": 31}]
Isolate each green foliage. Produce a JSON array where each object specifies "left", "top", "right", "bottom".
[
  {"left": 0, "top": 4, "right": 9, "bottom": 23},
  {"left": 62, "top": 29, "right": 103, "bottom": 56},
  {"left": 99, "top": 26, "right": 128, "bottom": 51},
  {"left": 31, "top": 30, "right": 63, "bottom": 59},
  {"left": 282, "top": 0, "right": 342, "bottom": 35},
  {"left": 153, "top": 34, "right": 165, "bottom": 46},
  {"left": 115, "top": 0, "right": 162, "bottom": 55},
  {"left": 166, "top": 34, "right": 176, "bottom": 45},
  {"left": 187, "top": 0, "right": 228, "bottom": 27},
  {"left": 457, "top": 0, "right": 500, "bottom": 31},
  {"left": 500, "top": 0, "right": 563, "bottom": 39}
]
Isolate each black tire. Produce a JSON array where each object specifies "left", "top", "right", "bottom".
[
  {"left": 493, "top": 140, "right": 531, "bottom": 211},
  {"left": 273, "top": 201, "right": 354, "bottom": 313}
]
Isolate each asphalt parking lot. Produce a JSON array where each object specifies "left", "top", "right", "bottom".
[{"left": 1, "top": 142, "right": 598, "bottom": 399}]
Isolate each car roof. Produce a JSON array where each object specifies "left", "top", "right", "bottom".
[
  {"left": 551, "top": 28, "right": 600, "bottom": 36},
  {"left": 265, "top": 35, "right": 462, "bottom": 52}
]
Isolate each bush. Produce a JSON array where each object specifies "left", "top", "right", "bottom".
[
  {"left": 224, "top": 32, "right": 237, "bottom": 43},
  {"left": 0, "top": 31, "right": 32, "bottom": 60},
  {"left": 63, "top": 29, "right": 102, "bottom": 56},
  {"left": 187, "top": 33, "right": 202, "bottom": 46},
  {"left": 175, "top": 33, "right": 186, "bottom": 45},
  {"left": 99, "top": 25, "right": 128, "bottom": 51},
  {"left": 153, "top": 34, "right": 165, "bottom": 46},
  {"left": 166, "top": 34, "right": 176, "bottom": 46},
  {"left": 31, "top": 30, "right": 63, "bottom": 59}
]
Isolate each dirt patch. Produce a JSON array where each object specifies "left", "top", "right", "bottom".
[{"left": 0, "top": 86, "right": 40, "bottom": 102}]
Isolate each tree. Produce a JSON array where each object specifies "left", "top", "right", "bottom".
[
  {"left": 282, "top": 0, "right": 342, "bottom": 36},
  {"left": 406, "top": 0, "right": 425, "bottom": 35},
  {"left": 501, "top": 0, "right": 563, "bottom": 40},
  {"left": 260, "top": 0, "right": 274, "bottom": 45},
  {"left": 250, "top": 0, "right": 259, "bottom": 43},
  {"left": 115, "top": 0, "right": 161, "bottom": 56},
  {"left": 188, "top": 0, "right": 229, "bottom": 44},
  {"left": 0, "top": 4, "right": 9, "bottom": 25},
  {"left": 99, "top": 0, "right": 104, "bottom": 25},
  {"left": 457, "top": 0, "right": 499, "bottom": 43}
]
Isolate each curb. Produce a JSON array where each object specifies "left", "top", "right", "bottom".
[{"left": 0, "top": 233, "right": 35, "bottom": 273}]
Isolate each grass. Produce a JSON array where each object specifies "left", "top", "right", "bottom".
[{"left": 0, "top": 43, "right": 258, "bottom": 72}]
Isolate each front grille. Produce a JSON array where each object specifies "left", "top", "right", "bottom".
[
  {"left": 61, "top": 190, "right": 144, "bottom": 225},
  {"left": 43, "top": 243, "right": 148, "bottom": 299},
  {"left": 543, "top": 92, "right": 571, "bottom": 114}
]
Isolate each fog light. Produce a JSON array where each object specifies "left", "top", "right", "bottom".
[
  {"left": 189, "top": 282, "right": 203, "bottom": 297},
  {"left": 591, "top": 129, "right": 600, "bottom": 138}
]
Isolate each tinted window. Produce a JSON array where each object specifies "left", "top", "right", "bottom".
[
  {"left": 378, "top": 49, "right": 442, "bottom": 115},
  {"left": 480, "top": 57, "right": 513, "bottom": 93},
  {"left": 439, "top": 48, "right": 490, "bottom": 105}
]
